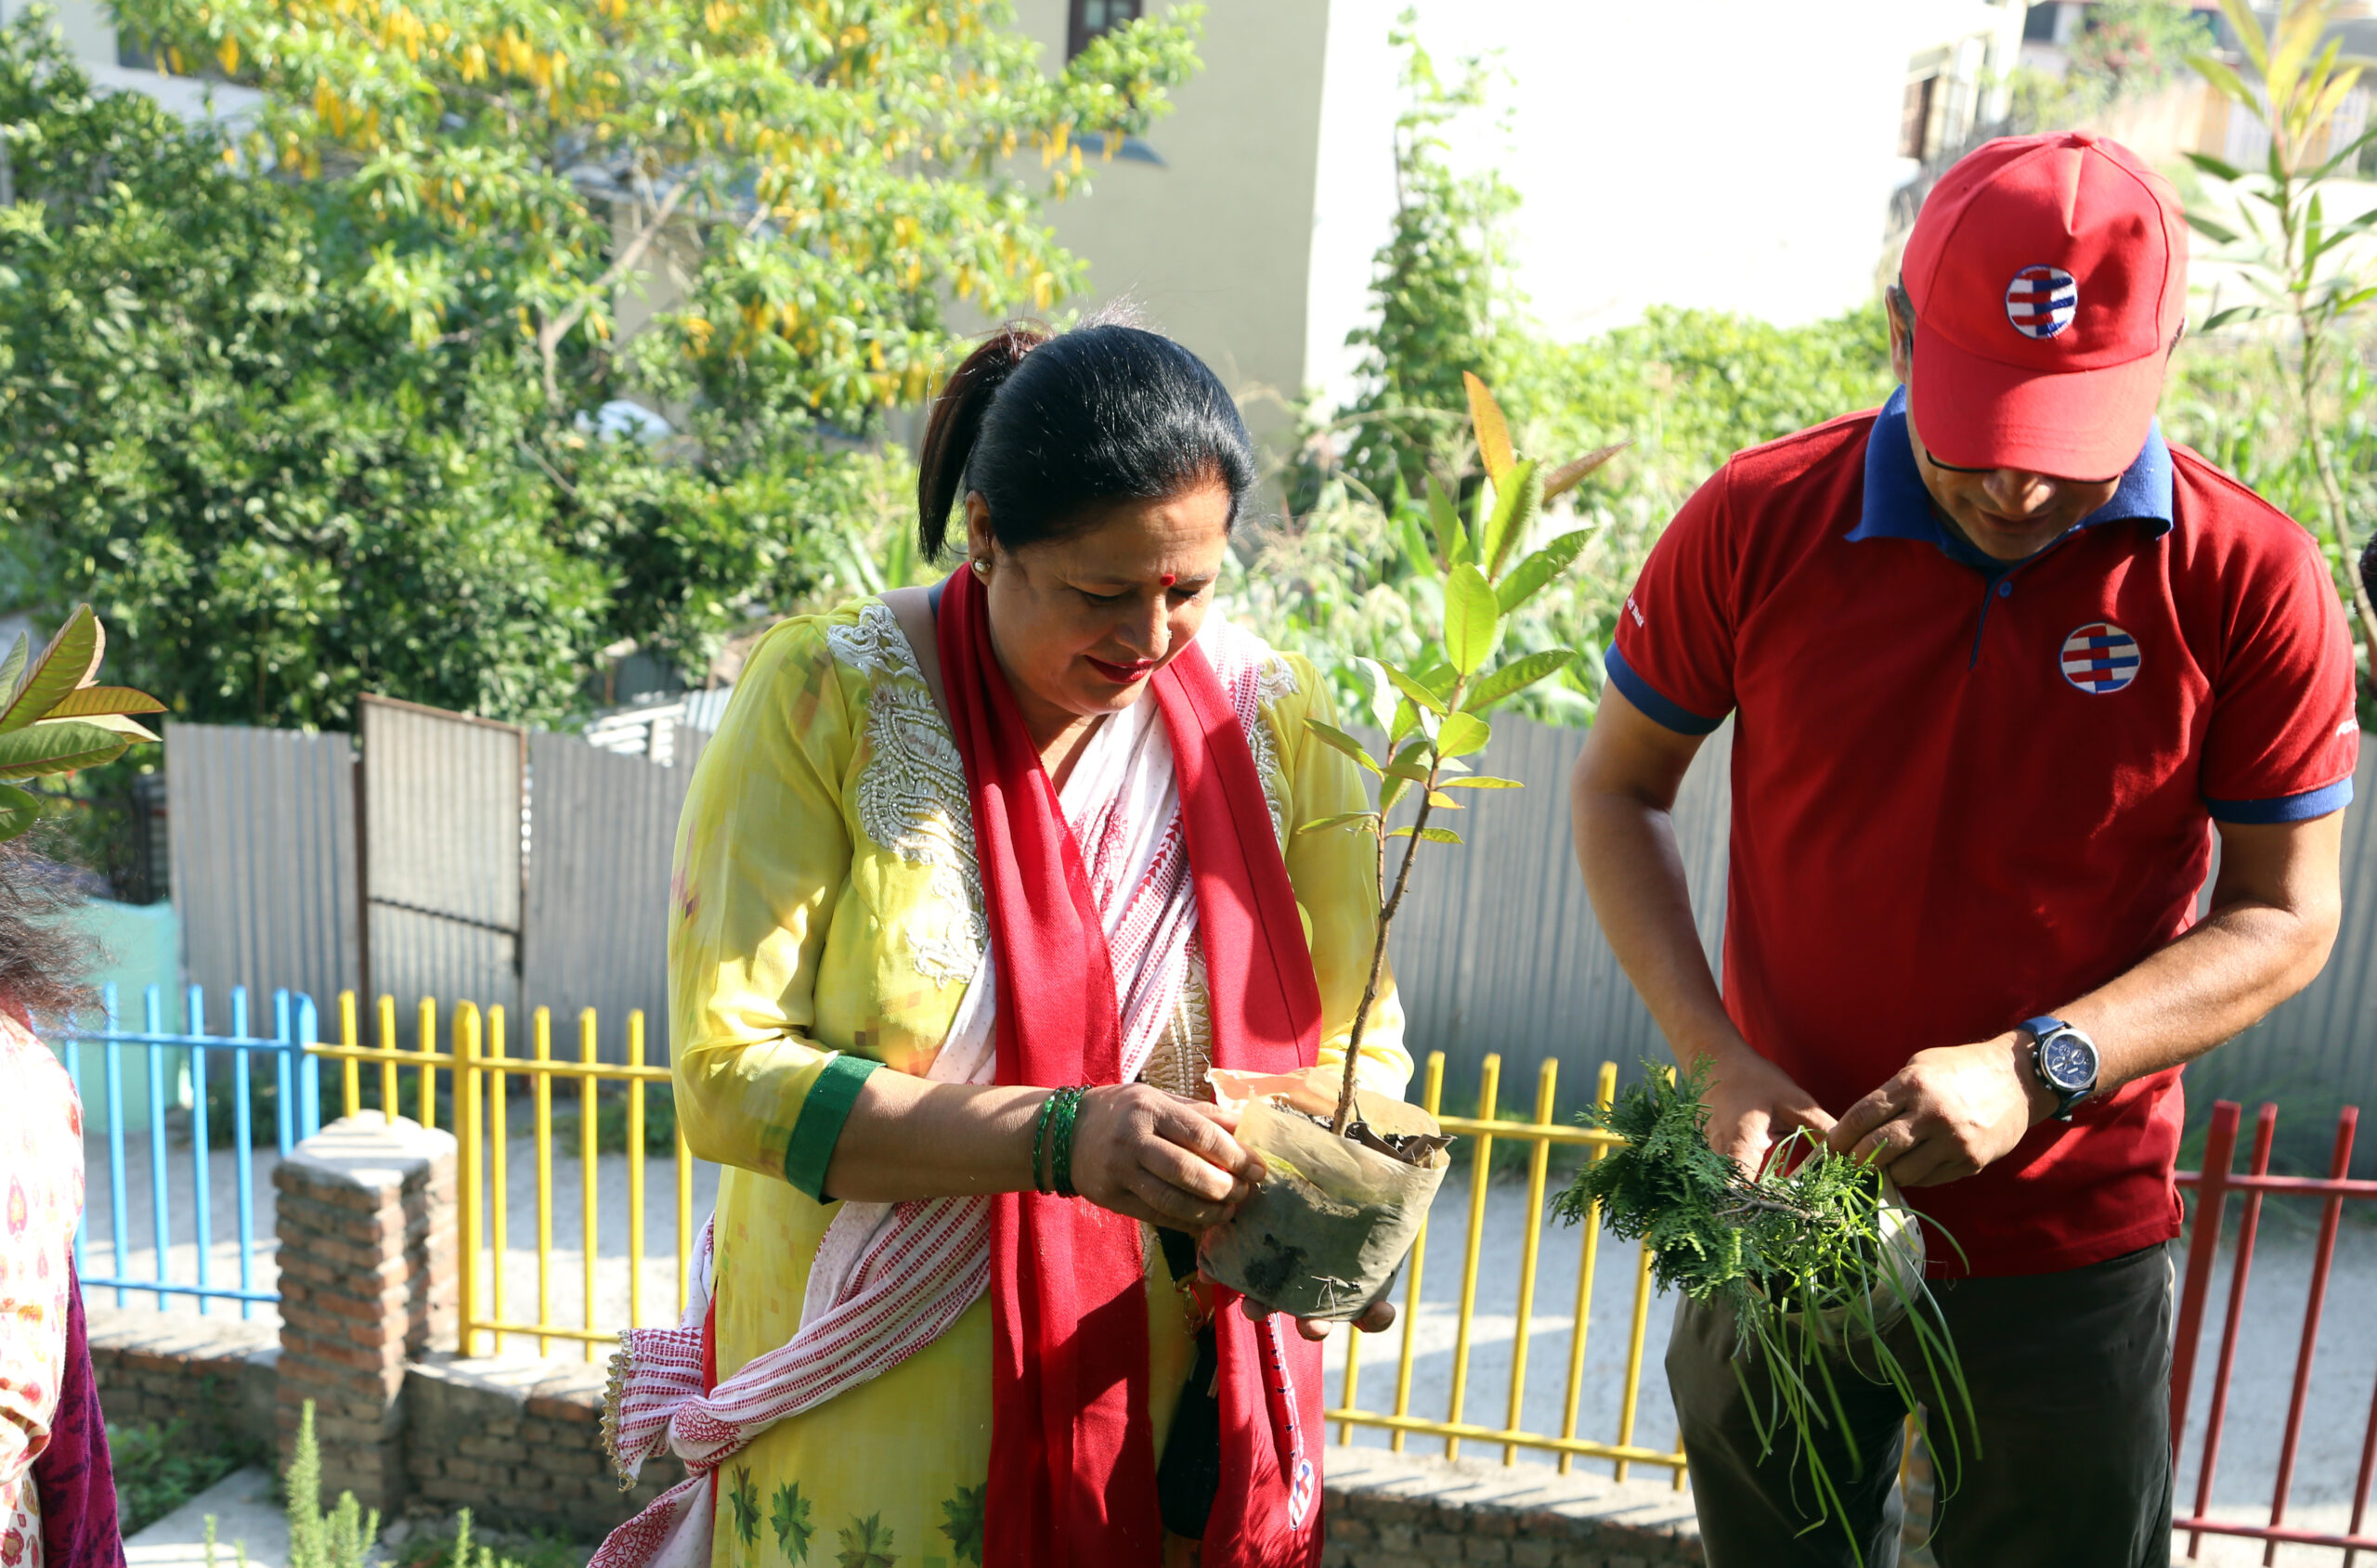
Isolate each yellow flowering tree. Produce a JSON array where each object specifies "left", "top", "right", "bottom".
[{"left": 114, "top": 0, "right": 1203, "bottom": 434}]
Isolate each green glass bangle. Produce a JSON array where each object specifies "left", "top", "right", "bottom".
[{"left": 1052, "top": 1085, "right": 1088, "bottom": 1200}]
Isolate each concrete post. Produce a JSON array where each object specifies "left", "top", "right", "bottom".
[{"left": 273, "top": 1112, "right": 457, "bottom": 1518}]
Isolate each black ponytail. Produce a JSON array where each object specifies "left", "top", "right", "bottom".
[{"left": 915, "top": 319, "right": 1257, "bottom": 562}]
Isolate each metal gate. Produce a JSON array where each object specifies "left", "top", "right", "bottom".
[{"left": 357, "top": 694, "right": 527, "bottom": 1021}]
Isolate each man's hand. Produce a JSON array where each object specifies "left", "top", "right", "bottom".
[
  {"left": 1826, "top": 1034, "right": 2057, "bottom": 1186},
  {"left": 1698, "top": 1045, "right": 1836, "bottom": 1177}
]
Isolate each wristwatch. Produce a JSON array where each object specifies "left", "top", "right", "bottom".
[{"left": 2021, "top": 1017, "right": 2100, "bottom": 1121}]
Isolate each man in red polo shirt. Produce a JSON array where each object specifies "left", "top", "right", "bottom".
[{"left": 1570, "top": 132, "right": 2354, "bottom": 1565}]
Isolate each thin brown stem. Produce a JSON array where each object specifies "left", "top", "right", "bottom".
[{"left": 1331, "top": 702, "right": 1461, "bottom": 1136}]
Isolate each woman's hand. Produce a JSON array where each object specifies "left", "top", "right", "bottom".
[{"left": 1069, "top": 1083, "right": 1266, "bottom": 1229}]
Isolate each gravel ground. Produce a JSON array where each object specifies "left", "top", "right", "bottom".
[{"left": 82, "top": 1135, "right": 2377, "bottom": 1560}]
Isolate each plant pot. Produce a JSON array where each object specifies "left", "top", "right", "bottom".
[{"left": 1196, "top": 1064, "right": 1452, "bottom": 1321}]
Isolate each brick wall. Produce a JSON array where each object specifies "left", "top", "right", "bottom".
[
  {"left": 403, "top": 1354, "right": 686, "bottom": 1541},
  {"left": 83, "top": 1114, "right": 1709, "bottom": 1563},
  {"left": 84, "top": 1308, "right": 278, "bottom": 1460},
  {"left": 271, "top": 1114, "right": 458, "bottom": 1518},
  {"left": 1321, "top": 1446, "right": 1702, "bottom": 1567}
]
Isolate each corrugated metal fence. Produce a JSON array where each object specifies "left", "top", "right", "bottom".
[{"left": 166, "top": 722, "right": 357, "bottom": 1027}]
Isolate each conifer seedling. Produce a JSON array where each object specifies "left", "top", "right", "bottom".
[{"left": 1552, "top": 1062, "right": 1978, "bottom": 1562}]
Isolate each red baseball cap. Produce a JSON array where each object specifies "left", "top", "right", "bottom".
[{"left": 1900, "top": 131, "right": 2187, "bottom": 479}]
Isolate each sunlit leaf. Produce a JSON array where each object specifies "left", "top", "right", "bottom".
[
  {"left": 1463, "top": 371, "right": 1513, "bottom": 482},
  {"left": 0, "top": 783, "right": 37, "bottom": 841},
  {"left": 0, "top": 605, "right": 100, "bottom": 734},
  {"left": 1541, "top": 442, "right": 1628, "bottom": 501},
  {"left": 1423, "top": 790, "right": 1464, "bottom": 810},
  {"left": 1387, "top": 824, "right": 1463, "bottom": 845},
  {"left": 1465, "top": 648, "right": 1578, "bottom": 712},
  {"left": 1381, "top": 663, "right": 1448, "bottom": 716},
  {"left": 1435, "top": 710, "right": 1489, "bottom": 758},
  {"left": 1305, "top": 719, "right": 1381, "bottom": 775},
  {"left": 0, "top": 719, "right": 131, "bottom": 778},
  {"left": 1498, "top": 531, "right": 1591, "bottom": 614},
  {"left": 1443, "top": 563, "right": 1501, "bottom": 676},
  {"left": 1297, "top": 811, "right": 1377, "bottom": 838},
  {"left": 43, "top": 685, "right": 166, "bottom": 719},
  {"left": 0, "top": 635, "right": 26, "bottom": 706},
  {"left": 1438, "top": 775, "right": 1522, "bottom": 789},
  {"left": 1426, "top": 475, "right": 1466, "bottom": 566},
  {"left": 1480, "top": 459, "right": 1539, "bottom": 578}
]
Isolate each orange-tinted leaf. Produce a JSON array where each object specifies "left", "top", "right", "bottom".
[{"left": 1463, "top": 371, "right": 1514, "bottom": 482}]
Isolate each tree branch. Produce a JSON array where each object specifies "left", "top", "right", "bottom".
[{"left": 537, "top": 177, "right": 691, "bottom": 404}]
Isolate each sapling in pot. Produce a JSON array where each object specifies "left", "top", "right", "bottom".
[
  {"left": 1551, "top": 1063, "right": 1977, "bottom": 1562},
  {"left": 1198, "top": 373, "right": 1623, "bottom": 1320}
]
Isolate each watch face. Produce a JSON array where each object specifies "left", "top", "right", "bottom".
[{"left": 2042, "top": 1034, "right": 2096, "bottom": 1092}]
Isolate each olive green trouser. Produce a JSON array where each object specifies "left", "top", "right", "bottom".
[{"left": 1665, "top": 1241, "right": 2175, "bottom": 1568}]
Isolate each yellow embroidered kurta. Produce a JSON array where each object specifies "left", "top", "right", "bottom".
[{"left": 670, "top": 600, "right": 1409, "bottom": 1568}]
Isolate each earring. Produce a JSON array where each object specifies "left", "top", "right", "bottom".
[{"left": 970, "top": 560, "right": 991, "bottom": 578}]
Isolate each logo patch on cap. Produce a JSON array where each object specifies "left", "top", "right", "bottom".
[
  {"left": 2059, "top": 622, "right": 2138, "bottom": 693},
  {"left": 2006, "top": 265, "right": 2078, "bottom": 340}
]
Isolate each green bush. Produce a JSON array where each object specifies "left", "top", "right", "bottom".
[{"left": 111, "top": 1419, "right": 253, "bottom": 1535}]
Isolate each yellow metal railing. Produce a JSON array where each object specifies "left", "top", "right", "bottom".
[
  {"left": 1329, "top": 1050, "right": 1687, "bottom": 1484},
  {"left": 312, "top": 991, "right": 695, "bottom": 1361},
  {"left": 306, "top": 1004, "right": 1681, "bottom": 1480}
]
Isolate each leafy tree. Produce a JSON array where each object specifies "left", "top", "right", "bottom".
[
  {"left": 1324, "top": 11, "right": 1515, "bottom": 505},
  {"left": 113, "top": 0, "right": 1202, "bottom": 447},
  {"left": 3, "top": 1, "right": 1202, "bottom": 728},
  {"left": 2187, "top": 0, "right": 2377, "bottom": 689},
  {"left": 0, "top": 32, "right": 611, "bottom": 729}
]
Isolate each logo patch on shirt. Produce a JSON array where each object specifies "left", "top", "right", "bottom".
[
  {"left": 2060, "top": 622, "right": 2140, "bottom": 693},
  {"left": 2006, "top": 265, "right": 2078, "bottom": 340}
]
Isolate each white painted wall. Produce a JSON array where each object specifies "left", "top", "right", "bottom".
[{"left": 1299, "top": 0, "right": 2026, "bottom": 406}]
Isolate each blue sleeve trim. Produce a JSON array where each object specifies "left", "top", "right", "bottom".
[
  {"left": 783, "top": 1052, "right": 883, "bottom": 1202},
  {"left": 1604, "top": 643, "right": 1725, "bottom": 736},
  {"left": 2205, "top": 776, "right": 2356, "bottom": 824}
]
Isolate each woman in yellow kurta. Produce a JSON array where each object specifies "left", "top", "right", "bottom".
[{"left": 635, "top": 323, "right": 1409, "bottom": 1568}]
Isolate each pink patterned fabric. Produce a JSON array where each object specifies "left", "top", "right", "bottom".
[{"left": 0, "top": 1013, "right": 84, "bottom": 1568}]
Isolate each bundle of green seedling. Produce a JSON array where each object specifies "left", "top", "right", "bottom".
[{"left": 1550, "top": 1064, "right": 1978, "bottom": 1562}]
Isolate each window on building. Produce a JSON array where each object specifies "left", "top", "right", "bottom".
[
  {"left": 1069, "top": 0, "right": 1144, "bottom": 58},
  {"left": 2021, "top": 2, "right": 2061, "bottom": 44},
  {"left": 1901, "top": 75, "right": 1937, "bottom": 161}
]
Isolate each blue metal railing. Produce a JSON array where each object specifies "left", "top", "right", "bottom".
[{"left": 51, "top": 984, "right": 323, "bottom": 1317}]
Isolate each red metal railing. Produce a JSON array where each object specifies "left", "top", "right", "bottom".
[{"left": 2171, "top": 1098, "right": 2375, "bottom": 1562}]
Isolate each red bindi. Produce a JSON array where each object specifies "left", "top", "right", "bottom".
[{"left": 1160, "top": 573, "right": 1176, "bottom": 587}]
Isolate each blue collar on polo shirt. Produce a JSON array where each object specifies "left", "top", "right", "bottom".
[{"left": 1849, "top": 385, "right": 2174, "bottom": 570}]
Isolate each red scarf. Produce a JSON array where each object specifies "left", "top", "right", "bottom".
[{"left": 936, "top": 567, "right": 1328, "bottom": 1566}]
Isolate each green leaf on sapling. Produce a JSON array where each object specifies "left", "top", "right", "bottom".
[
  {"left": 1381, "top": 663, "right": 1448, "bottom": 716},
  {"left": 0, "top": 719, "right": 131, "bottom": 778},
  {"left": 1387, "top": 824, "right": 1463, "bottom": 844},
  {"left": 1438, "top": 775, "right": 1522, "bottom": 789},
  {"left": 1443, "top": 564, "right": 1501, "bottom": 676},
  {"left": 1305, "top": 720, "right": 1381, "bottom": 774},
  {"left": 1355, "top": 657, "right": 1398, "bottom": 732},
  {"left": 1464, "top": 649, "right": 1579, "bottom": 713},
  {"left": 0, "top": 783, "right": 38, "bottom": 841},
  {"left": 0, "top": 635, "right": 27, "bottom": 706},
  {"left": 1424, "top": 790, "right": 1464, "bottom": 810},
  {"left": 1298, "top": 811, "right": 1378, "bottom": 838},
  {"left": 0, "top": 604, "right": 100, "bottom": 734},
  {"left": 1498, "top": 531, "right": 1591, "bottom": 614},
  {"left": 1426, "top": 475, "right": 1466, "bottom": 567},
  {"left": 1435, "top": 711, "right": 1489, "bottom": 758},
  {"left": 1480, "top": 459, "right": 1539, "bottom": 578}
]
